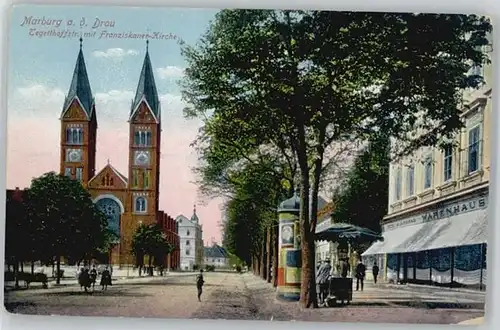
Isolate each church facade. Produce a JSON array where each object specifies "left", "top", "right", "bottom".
[{"left": 59, "top": 38, "right": 179, "bottom": 268}]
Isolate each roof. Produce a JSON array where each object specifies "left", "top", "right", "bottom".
[
  {"left": 62, "top": 38, "right": 94, "bottom": 119},
  {"left": 278, "top": 189, "right": 300, "bottom": 212},
  {"left": 88, "top": 162, "right": 128, "bottom": 186},
  {"left": 6, "top": 188, "right": 24, "bottom": 202},
  {"left": 130, "top": 41, "right": 160, "bottom": 122},
  {"left": 190, "top": 204, "right": 199, "bottom": 223},
  {"left": 204, "top": 245, "right": 228, "bottom": 258}
]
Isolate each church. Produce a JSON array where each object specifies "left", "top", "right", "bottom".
[{"left": 59, "top": 38, "right": 179, "bottom": 268}]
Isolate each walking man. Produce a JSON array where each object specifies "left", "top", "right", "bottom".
[
  {"left": 372, "top": 263, "right": 380, "bottom": 284},
  {"left": 355, "top": 259, "right": 366, "bottom": 291},
  {"left": 316, "top": 258, "right": 332, "bottom": 305},
  {"left": 196, "top": 269, "right": 205, "bottom": 302}
]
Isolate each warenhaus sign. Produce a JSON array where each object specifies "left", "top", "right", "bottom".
[{"left": 384, "top": 195, "right": 488, "bottom": 232}]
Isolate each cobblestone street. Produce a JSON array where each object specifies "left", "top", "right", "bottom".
[{"left": 4, "top": 272, "right": 485, "bottom": 324}]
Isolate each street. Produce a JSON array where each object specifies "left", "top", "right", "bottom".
[{"left": 4, "top": 272, "right": 484, "bottom": 324}]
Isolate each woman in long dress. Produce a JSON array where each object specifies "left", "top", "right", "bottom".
[{"left": 100, "top": 267, "right": 112, "bottom": 291}]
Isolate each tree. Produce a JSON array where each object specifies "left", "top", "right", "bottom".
[
  {"left": 131, "top": 223, "right": 173, "bottom": 275},
  {"left": 182, "top": 10, "right": 491, "bottom": 308},
  {"left": 24, "top": 172, "right": 109, "bottom": 284},
  {"left": 331, "top": 133, "right": 390, "bottom": 251}
]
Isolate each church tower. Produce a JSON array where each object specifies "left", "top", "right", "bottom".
[
  {"left": 59, "top": 38, "right": 97, "bottom": 187},
  {"left": 127, "top": 40, "right": 161, "bottom": 225}
]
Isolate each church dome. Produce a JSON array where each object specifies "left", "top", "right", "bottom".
[{"left": 191, "top": 204, "right": 199, "bottom": 223}]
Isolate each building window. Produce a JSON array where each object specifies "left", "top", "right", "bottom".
[
  {"left": 134, "top": 130, "right": 153, "bottom": 147},
  {"left": 406, "top": 164, "right": 414, "bottom": 197},
  {"left": 186, "top": 249, "right": 190, "bottom": 255},
  {"left": 101, "top": 173, "right": 114, "bottom": 187},
  {"left": 395, "top": 167, "right": 402, "bottom": 201},
  {"left": 66, "top": 127, "right": 83, "bottom": 145},
  {"left": 423, "top": 155, "right": 433, "bottom": 189},
  {"left": 64, "top": 167, "right": 72, "bottom": 178},
  {"left": 444, "top": 146, "right": 453, "bottom": 182},
  {"left": 468, "top": 126, "right": 481, "bottom": 174},
  {"left": 132, "top": 170, "right": 139, "bottom": 187},
  {"left": 186, "top": 230, "right": 190, "bottom": 236},
  {"left": 134, "top": 197, "right": 147, "bottom": 213},
  {"left": 186, "top": 240, "right": 190, "bottom": 246},
  {"left": 75, "top": 167, "right": 83, "bottom": 181},
  {"left": 143, "top": 170, "right": 150, "bottom": 188}
]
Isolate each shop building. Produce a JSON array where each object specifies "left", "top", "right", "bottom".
[{"left": 362, "top": 42, "right": 493, "bottom": 289}]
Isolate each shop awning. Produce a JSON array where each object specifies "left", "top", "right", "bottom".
[
  {"left": 315, "top": 222, "right": 383, "bottom": 243},
  {"left": 362, "top": 209, "right": 488, "bottom": 256}
]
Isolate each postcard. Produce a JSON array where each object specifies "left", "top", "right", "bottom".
[{"left": 4, "top": 4, "right": 491, "bottom": 325}]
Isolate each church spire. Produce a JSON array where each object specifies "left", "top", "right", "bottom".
[
  {"left": 130, "top": 40, "right": 160, "bottom": 122},
  {"left": 62, "top": 37, "right": 94, "bottom": 119},
  {"left": 191, "top": 203, "right": 199, "bottom": 224}
]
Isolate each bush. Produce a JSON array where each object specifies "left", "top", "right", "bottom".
[
  {"left": 205, "top": 265, "right": 215, "bottom": 272},
  {"left": 193, "top": 264, "right": 199, "bottom": 271},
  {"left": 235, "top": 265, "right": 242, "bottom": 273}
]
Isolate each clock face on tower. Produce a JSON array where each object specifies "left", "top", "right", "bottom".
[
  {"left": 66, "top": 148, "right": 82, "bottom": 163},
  {"left": 134, "top": 150, "right": 151, "bottom": 166}
]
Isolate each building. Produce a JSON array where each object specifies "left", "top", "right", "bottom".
[
  {"left": 176, "top": 206, "right": 204, "bottom": 270},
  {"left": 58, "top": 38, "right": 179, "bottom": 267},
  {"left": 156, "top": 211, "right": 180, "bottom": 270},
  {"left": 204, "top": 244, "right": 230, "bottom": 268},
  {"left": 362, "top": 40, "right": 493, "bottom": 289}
]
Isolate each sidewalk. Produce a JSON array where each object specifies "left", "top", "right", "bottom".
[{"left": 378, "top": 281, "right": 486, "bottom": 296}]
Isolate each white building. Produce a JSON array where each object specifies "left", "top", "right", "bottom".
[
  {"left": 362, "top": 38, "right": 493, "bottom": 290},
  {"left": 204, "top": 244, "right": 230, "bottom": 268},
  {"left": 176, "top": 205, "right": 204, "bottom": 271}
]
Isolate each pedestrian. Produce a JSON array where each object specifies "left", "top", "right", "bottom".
[
  {"left": 340, "top": 259, "right": 349, "bottom": 278},
  {"left": 196, "top": 269, "right": 205, "bottom": 302},
  {"left": 316, "top": 258, "right": 332, "bottom": 305},
  {"left": 355, "top": 259, "right": 366, "bottom": 291},
  {"left": 372, "top": 263, "right": 379, "bottom": 284},
  {"left": 100, "top": 266, "right": 112, "bottom": 291}
]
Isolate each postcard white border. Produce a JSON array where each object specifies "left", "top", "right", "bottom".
[{"left": 1, "top": 0, "right": 498, "bottom": 330}]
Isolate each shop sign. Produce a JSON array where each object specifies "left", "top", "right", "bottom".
[{"left": 384, "top": 195, "right": 488, "bottom": 232}]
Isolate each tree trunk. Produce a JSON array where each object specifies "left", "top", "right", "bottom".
[
  {"left": 260, "top": 236, "right": 266, "bottom": 280},
  {"left": 14, "top": 259, "right": 19, "bottom": 289},
  {"left": 266, "top": 226, "right": 272, "bottom": 283},
  {"left": 56, "top": 257, "right": 61, "bottom": 284},
  {"left": 31, "top": 261, "right": 34, "bottom": 275},
  {"left": 272, "top": 224, "right": 279, "bottom": 287}
]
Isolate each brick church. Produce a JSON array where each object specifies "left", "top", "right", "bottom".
[{"left": 58, "top": 38, "right": 179, "bottom": 268}]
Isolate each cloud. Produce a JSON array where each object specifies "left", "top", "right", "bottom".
[
  {"left": 156, "top": 66, "right": 185, "bottom": 79},
  {"left": 91, "top": 48, "right": 139, "bottom": 59},
  {"left": 9, "top": 84, "right": 196, "bottom": 129}
]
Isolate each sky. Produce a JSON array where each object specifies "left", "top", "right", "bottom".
[{"left": 7, "top": 4, "right": 223, "bottom": 244}]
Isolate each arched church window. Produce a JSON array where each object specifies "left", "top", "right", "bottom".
[
  {"left": 187, "top": 230, "right": 190, "bottom": 236},
  {"left": 66, "top": 127, "right": 83, "bottom": 145},
  {"left": 101, "top": 177, "right": 106, "bottom": 186},
  {"left": 135, "top": 197, "right": 147, "bottom": 213},
  {"left": 134, "top": 130, "right": 153, "bottom": 147},
  {"left": 109, "top": 177, "right": 114, "bottom": 186}
]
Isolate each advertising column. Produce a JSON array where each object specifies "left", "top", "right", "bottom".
[{"left": 276, "top": 193, "right": 301, "bottom": 301}]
